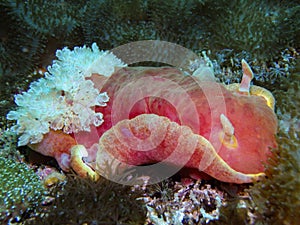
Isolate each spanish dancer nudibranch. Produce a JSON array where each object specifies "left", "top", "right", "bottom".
[{"left": 7, "top": 43, "right": 278, "bottom": 184}]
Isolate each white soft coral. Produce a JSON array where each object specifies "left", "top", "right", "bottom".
[{"left": 7, "top": 43, "right": 126, "bottom": 146}]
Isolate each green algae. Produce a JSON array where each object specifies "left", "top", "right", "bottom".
[
  {"left": 248, "top": 72, "right": 300, "bottom": 224},
  {"left": 0, "top": 157, "right": 45, "bottom": 223}
]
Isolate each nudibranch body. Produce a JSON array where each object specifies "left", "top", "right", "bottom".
[
  {"left": 92, "top": 65, "right": 277, "bottom": 182},
  {"left": 7, "top": 43, "right": 278, "bottom": 184}
]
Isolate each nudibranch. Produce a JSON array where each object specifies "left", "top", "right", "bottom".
[{"left": 7, "top": 43, "right": 277, "bottom": 184}]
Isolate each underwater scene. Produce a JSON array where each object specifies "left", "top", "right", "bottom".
[{"left": 0, "top": 0, "right": 299, "bottom": 224}]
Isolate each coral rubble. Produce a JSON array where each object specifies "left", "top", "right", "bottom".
[{"left": 145, "top": 179, "right": 225, "bottom": 224}]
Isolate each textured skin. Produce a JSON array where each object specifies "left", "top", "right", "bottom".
[
  {"left": 29, "top": 67, "right": 278, "bottom": 183},
  {"left": 96, "top": 113, "right": 265, "bottom": 183},
  {"left": 29, "top": 130, "right": 76, "bottom": 170},
  {"left": 95, "top": 67, "right": 277, "bottom": 175}
]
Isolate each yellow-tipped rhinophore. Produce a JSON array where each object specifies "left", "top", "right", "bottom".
[
  {"left": 225, "top": 60, "right": 276, "bottom": 111},
  {"left": 239, "top": 59, "right": 254, "bottom": 94},
  {"left": 219, "top": 114, "right": 238, "bottom": 149}
]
